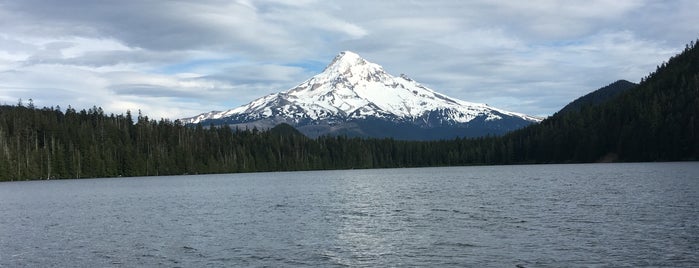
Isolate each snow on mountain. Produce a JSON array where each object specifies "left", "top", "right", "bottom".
[{"left": 182, "top": 51, "right": 541, "bottom": 139}]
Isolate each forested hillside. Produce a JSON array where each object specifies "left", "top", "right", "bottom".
[
  {"left": 499, "top": 39, "right": 699, "bottom": 163},
  {"left": 1, "top": 40, "right": 697, "bottom": 181}
]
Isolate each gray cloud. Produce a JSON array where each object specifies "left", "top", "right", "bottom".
[{"left": 0, "top": 0, "right": 696, "bottom": 119}]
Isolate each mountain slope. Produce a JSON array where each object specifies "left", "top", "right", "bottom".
[
  {"left": 557, "top": 79, "right": 637, "bottom": 115},
  {"left": 184, "top": 51, "right": 540, "bottom": 140}
]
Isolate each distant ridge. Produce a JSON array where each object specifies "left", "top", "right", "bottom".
[
  {"left": 269, "top": 123, "right": 306, "bottom": 138},
  {"left": 557, "top": 80, "right": 637, "bottom": 115}
]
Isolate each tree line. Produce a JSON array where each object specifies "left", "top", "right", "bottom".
[
  {"left": 0, "top": 104, "right": 525, "bottom": 181},
  {"left": 1, "top": 39, "right": 697, "bottom": 181}
]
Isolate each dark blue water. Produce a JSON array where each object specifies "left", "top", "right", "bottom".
[{"left": 1, "top": 163, "right": 698, "bottom": 267}]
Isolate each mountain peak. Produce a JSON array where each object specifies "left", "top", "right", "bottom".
[
  {"left": 333, "top": 51, "right": 364, "bottom": 64},
  {"left": 182, "top": 51, "right": 542, "bottom": 140},
  {"left": 338, "top": 50, "right": 361, "bottom": 59},
  {"left": 322, "top": 51, "right": 379, "bottom": 75}
]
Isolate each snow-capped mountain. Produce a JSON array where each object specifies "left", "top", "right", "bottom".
[{"left": 183, "top": 51, "right": 541, "bottom": 140}]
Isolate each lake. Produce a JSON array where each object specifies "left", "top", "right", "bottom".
[{"left": 1, "top": 163, "right": 698, "bottom": 267}]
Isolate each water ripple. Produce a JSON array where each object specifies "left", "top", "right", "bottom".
[{"left": 0, "top": 163, "right": 698, "bottom": 267}]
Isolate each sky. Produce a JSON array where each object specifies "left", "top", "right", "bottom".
[{"left": 0, "top": 0, "right": 697, "bottom": 119}]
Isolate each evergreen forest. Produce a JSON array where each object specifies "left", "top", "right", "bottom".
[{"left": 1, "top": 40, "right": 697, "bottom": 181}]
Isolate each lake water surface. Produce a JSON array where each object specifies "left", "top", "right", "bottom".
[{"left": 1, "top": 163, "right": 698, "bottom": 267}]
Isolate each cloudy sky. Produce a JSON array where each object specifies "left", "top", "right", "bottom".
[{"left": 0, "top": 0, "right": 697, "bottom": 119}]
